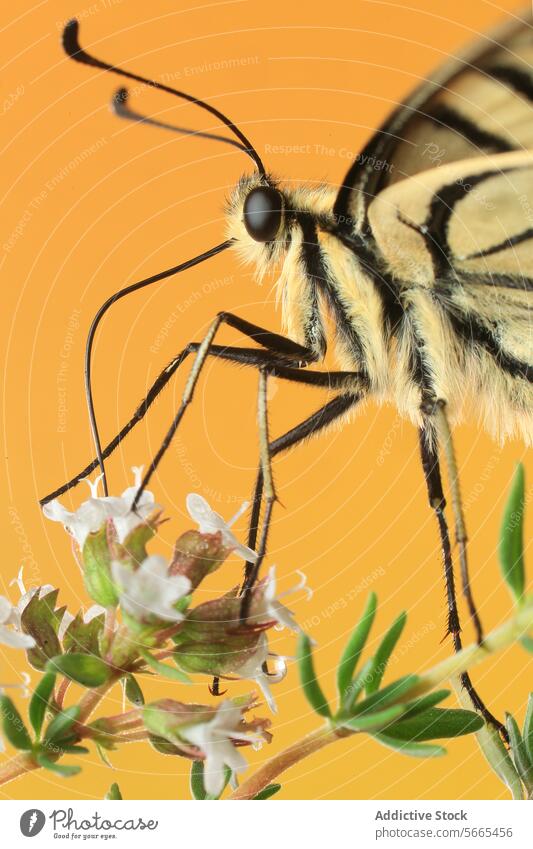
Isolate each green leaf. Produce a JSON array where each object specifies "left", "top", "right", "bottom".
[
  {"left": 520, "top": 635, "right": 533, "bottom": 653},
  {"left": 63, "top": 611, "right": 105, "bottom": 656},
  {"left": 353, "top": 674, "right": 419, "bottom": 715},
  {"left": 372, "top": 732, "right": 446, "bottom": 758},
  {"left": 523, "top": 693, "right": 533, "bottom": 765},
  {"left": 29, "top": 671, "right": 56, "bottom": 738},
  {"left": 190, "top": 760, "right": 206, "bottom": 800},
  {"left": 47, "top": 654, "right": 110, "bottom": 687},
  {"left": 124, "top": 674, "right": 145, "bottom": 706},
  {"left": 344, "top": 658, "right": 375, "bottom": 711},
  {"left": 297, "top": 634, "right": 331, "bottom": 718},
  {"left": 499, "top": 464, "right": 526, "bottom": 604},
  {"left": 336, "top": 593, "right": 377, "bottom": 706},
  {"left": 506, "top": 712, "right": 533, "bottom": 792},
  {"left": 138, "top": 648, "right": 192, "bottom": 683},
  {"left": 43, "top": 705, "right": 80, "bottom": 746},
  {"left": 383, "top": 707, "right": 484, "bottom": 742},
  {"left": 36, "top": 754, "right": 81, "bottom": 777},
  {"left": 401, "top": 690, "right": 450, "bottom": 719},
  {"left": 21, "top": 589, "right": 66, "bottom": 671},
  {"left": 105, "top": 782, "right": 123, "bottom": 800},
  {"left": 365, "top": 611, "right": 407, "bottom": 695},
  {"left": 341, "top": 704, "right": 406, "bottom": 732},
  {"left": 253, "top": 784, "right": 282, "bottom": 800},
  {"left": 0, "top": 695, "right": 32, "bottom": 750},
  {"left": 95, "top": 742, "right": 113, "bottom": 767},
  {"left": 60, "top": 745, "right": 89, "bottom": 754}
]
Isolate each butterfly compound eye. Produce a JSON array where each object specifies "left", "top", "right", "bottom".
[{"left": 243, "top": 186, "right": 283, "bottom": 242}]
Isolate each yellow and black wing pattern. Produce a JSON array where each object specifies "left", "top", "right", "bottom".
[{"left": 329, "top": 11, "right": 533, "bottom": 442}]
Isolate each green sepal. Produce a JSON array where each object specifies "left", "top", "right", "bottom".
[
  {"left": 63, "top": 611, "right": 105, "bottom": 656},
  {"left": 47, "top": 653, "right": 110, "bottom": 688},
  {"left": 148, "top": 734, "right": 185, "bottom": 756},
  {"left": 82, "top": 525, "right": 119, "bottom": 607},
  {"left": 499, "top": 463, "right": 525, "bottom": 604},
  {"left": 29, "top": 670, "right": 56, "bottom": 738},
  {"left": 21, "top": 589, "right": 66, "bottom": 671},
  {"left": 297, "top": 634, "right": 331, "bottom": 718},
  {"left": 253, "top": 783, "right": 282, "bottom": 800},
  {"left": 105, "top": 782, "right": 123, "bottom": 800},
  {"left": 336, "top": 593, "right": 377, "bottom": 707},
  {"left": 0, "top": 695, "right": 32, "bottom": 750}
]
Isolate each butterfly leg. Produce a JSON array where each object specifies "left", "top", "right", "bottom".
[
  {"left": 432, "top": 400, "right": 484, "bottom": 645},
  {"left": 239, "top": 391, "right": 363, "bottom": 617},
  {"left": 418, "top": 423, "right": 506, "bottom": 739},
  {"left": 40, "top": 312, "right": 319, "bottom": 505}
]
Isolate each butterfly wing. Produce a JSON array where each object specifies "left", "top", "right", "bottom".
[{"left": 334, "top": 10, "right": 533, "bottom": 234}]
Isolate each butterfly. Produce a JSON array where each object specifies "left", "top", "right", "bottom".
[{"left": 41, "top": 12, "right": 533, "bottom": 738}]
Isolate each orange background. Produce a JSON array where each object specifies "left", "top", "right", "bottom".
[{"left": 0, "top": 0, "right": 531, "bottom": 801}]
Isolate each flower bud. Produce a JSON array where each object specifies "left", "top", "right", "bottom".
[{"left": 169, "top": 530, "right": 231, "bottom": 590}]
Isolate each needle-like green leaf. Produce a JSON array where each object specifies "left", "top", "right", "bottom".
[
  {"left": 499, "top": 464, "right": 525, "bottom": 604},
  {"left": 29, "top": 671, "right": 56, "bottom": 738},
  {"left": 297, "top": 634, "right": 331, "bottom": 718},
  {"left": 336, "top": 593, "right": 377, "bottom": 707},
  {"left": 365, "top": 611, "right": 407, "bottom": 695}
]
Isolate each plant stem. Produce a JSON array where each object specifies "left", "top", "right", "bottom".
[
  {"left": 78, "top": 674, "right": 122, "bottom": 724},
  {"left": 55, "top": 677, "right": 71, "bottom": 711},
  {"left": 0, "top": 752, "right": 38, "bottom": 787},
  {"left": 230, "top": 727, "right": 342, "bottom": 799},
  {"left": 229, "top": 598, "right": 533, "bottom": 800},
  {"left": 404, "top": 596, "right": 533, "bottom": 702}
]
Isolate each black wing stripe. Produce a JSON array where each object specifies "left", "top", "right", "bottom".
[
  {"left": 299, "top": 214, "right": 368, "bottom": 372},
  {"left": 446, "top": 309, "right": 533, "bottom": 381},
  {"left": 423, "top": 166, "right": 525, "bottom": 273},
  {"left": 294, "top": 213, "right": 327, "bottom": 358},
  {"left": 458, "top": 271, "right": 533, "bottom": 291},
  {"left": 486, "top": 64, "right": 533, "bottom": 102},
  {"left": 461, "top": 226, "right": 533, "bottom": 260},
  {"left": 428, "top": 103, "right": 517, "bottom": 154}
]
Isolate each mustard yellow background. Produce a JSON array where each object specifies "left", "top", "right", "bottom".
[{"left": 1, "top": 0, "right": 531, "bottom": 801}]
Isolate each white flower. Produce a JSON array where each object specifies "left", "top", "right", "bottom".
[
  {"left": 57, "top": 604, "right": 107, "bottom": 643},
  {"left": 256, "top": 566, "right": 312, "bottom": 633},
  {"left": 42, "top": 467, "right": 159, "bottom": 549},
  {"left": 179, "top": 700, "right": 262, "bottom": 797},
  {"left": 186, "top": 494, "right": 258, "bottom": 563},
  {"left": 0, "top": 596, "right": 35, "bottom": 649},
  {"left": 236, "top": 633, "right": 287, "bottom": 714},
  {"left": 111, "top": 555, "right": 191, "bottom": 624}
]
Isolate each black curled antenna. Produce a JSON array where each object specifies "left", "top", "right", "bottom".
[
  {"left": 111, "top": 86, "right": 250, "bottom": 153},
  {"left": 62, "top": 19, "right": 265, "bottom": 175}
]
